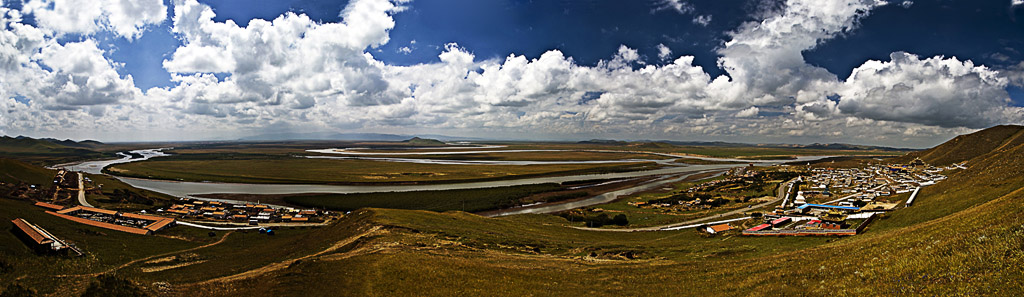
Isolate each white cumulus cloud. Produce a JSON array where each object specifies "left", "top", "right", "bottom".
[
  {"left": 692, "top": 15, "right": 712, "bottom": 26},
  {"left": 736, "top": 106, "right": 760, "bottom": 118},
  {"left": 22, "top": 0, "right": 166, "bottom": 39},
  {"left": 838, "top": 52, "right": 1022, "bottom": 128},
  {"left": 656, "top": 43, "right": 672, "bottom": 61},
  {"left": 1, "top": 0, "right": 1022, "bottom": 146}
]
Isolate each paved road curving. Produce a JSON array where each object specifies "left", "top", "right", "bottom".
[{"left": 77, "top": 172, "right": 93, "bottom": 207}]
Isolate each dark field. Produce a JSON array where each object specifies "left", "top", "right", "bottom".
[
  {"left": 105, "top": 153, "right": 661, "bottom": 184},
  {"left": 282, "top": 183, "right": 567, "bottom": 212}
]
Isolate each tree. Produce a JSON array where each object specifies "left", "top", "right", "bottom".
[
  {"left": 612, "top": 214, "right": 628, "bottom": 226},
  {"left": 589, "top": 213, "right": 611, "bottom": 228}
]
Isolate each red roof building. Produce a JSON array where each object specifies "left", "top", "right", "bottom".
[
  {"left": 746, "top": 224, "right": 772, "bottom": 232},
  {"left": 34, "top": 202, "right": 65, "bottom": 211},
  {"left": 770, "top": 217, "right": 792, "bottom": 226},
  {"left": 706, "top": 224, "right": 733, "bottom": 234},
  {"left": 46, "top": 211, "right": 152, "bottom": 235},
  {"left": 10, "top": 218, "right": 81, "bottom": 255}
]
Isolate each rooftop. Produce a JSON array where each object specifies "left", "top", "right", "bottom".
[{"left": 11, "top": 218, "right": 53, "bottom": 245}]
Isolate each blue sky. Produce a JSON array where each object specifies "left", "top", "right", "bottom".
[
  {"left": 107, "top": 0, "right": 1024, "bottom": 102},
  {"left": 2, "top": 0, "right": 1024, "bottom": 146}
]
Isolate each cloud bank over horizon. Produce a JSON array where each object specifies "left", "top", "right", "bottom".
[{"left": 0, "top": 0, "right": 1022, "bottom": 147}]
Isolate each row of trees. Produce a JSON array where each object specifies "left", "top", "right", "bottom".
[{"left": 559, "top": 210, "right": 629, "bottom": 227}]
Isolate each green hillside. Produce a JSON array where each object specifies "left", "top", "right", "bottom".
[
  {"left": 901, "top": 125, "right": 1024, "bottom": 166},
  {"left": 0, "top": 136, "right": 105, "bottom": 164},
  {"left": 0, "top": 158, "right": 56, "bottom": 185}
]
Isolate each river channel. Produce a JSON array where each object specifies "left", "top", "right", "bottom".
[{"left": 62, "top": 147, "right": 830, "bottom": 213}]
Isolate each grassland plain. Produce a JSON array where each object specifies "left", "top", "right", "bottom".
[
  {"left": 84, "top": 173, "right": 179, "bottom": 211},
  {"left": 345, "top": 143, "right": 906, "bottom": 159},
  {"left": 309, "top": 150, "right": 674, "bottom": 161},
  {"left": 603, "top": 145, "right": 906, "bottom": 159},
  {"left": 104, "top": 154, "right": 660, "bottom": 185},
  {"left": 282, "top": 183, "right": 566, "bottom": 212},
  {"left": 166, "top": 126, "right": 1024, "bottom": 296}
]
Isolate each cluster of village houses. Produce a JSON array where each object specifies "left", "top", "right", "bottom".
[
  {"left": 737, "top": 159, "right": 957, "bottom": 236},
  {"left": 694, "top": 159, "right": 961, "bottom": 236},
  {"left": 790, "top": 159, "right": 952, "bottom": 209},
  {"left": 160, "top": 199, "right": 331, "bottom": 225}
]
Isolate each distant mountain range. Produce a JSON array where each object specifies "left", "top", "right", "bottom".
[
  {"left": 238, "top": 132, "right": 482, "bottom": 142},
  {"left": 578, "top": 139, "right": 916, "bottom": 151},
  {"left": 2, "top": 136, "right": 104, "bottom": 151}
]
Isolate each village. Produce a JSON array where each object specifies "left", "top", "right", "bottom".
[
  {"left": 160, "top": 198, "right": 332, "bottom": 225},
  {"left": 734, "top": 158, "right": 959, "bottom": 236},
  {"left": 10, "top": 168, "right": 337, "bottom": 256},
  {"left": 614, "top": 158, "right": 961, "bottom": 237}
]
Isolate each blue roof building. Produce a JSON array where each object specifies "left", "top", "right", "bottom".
[{"left": 796, "top": 204, "right": 860, "bottom": 211}]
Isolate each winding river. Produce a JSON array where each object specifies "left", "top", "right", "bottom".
[
  {"left": 63, "top": 146, "right": 831, "bottom": 213},
  {"left": 116, "top": 164, "right": 738, "bottom": 197},
  {"left": 61, "top": 149, "right": 171, "bottom": 174}
]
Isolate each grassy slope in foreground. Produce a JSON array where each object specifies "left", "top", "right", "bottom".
[
  {"left": 105, "top": 155, "right": 658, "bottom": 184},
  {"left": 0, "top": 197, "right": 214, "bottom": 296},
  {"left": 175, "top": 125, "right": 1024, "bottom": 296},
  {"left": 0, "top": 158, "right": 56, "bottom": 185},
  {"left": 899, "top": 124, "right": 1024, "bottom": 166},
  {"left": 0, "top": 194, "right": 377, "bottom": 296}
]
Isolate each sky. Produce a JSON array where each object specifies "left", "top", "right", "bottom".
[{"left": 1, "top": 0, "right": 1023, "bottom": 147}]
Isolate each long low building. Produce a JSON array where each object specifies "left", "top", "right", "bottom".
[
  {"left": 46, "top": 211, "right": 152, "bottom": 235},
  {"left": 742, "top": 229, "right": 858, "bottom": 236},
  {"left": 45, "top": 206, "right": 176, "bottom": 235},
  {"left": 10, "top": 218, "right": 83, "bottom": 256},
  {"left": 796, "top": 204, "right": 861, "bottom": 213}
]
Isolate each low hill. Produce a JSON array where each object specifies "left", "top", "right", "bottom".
[
  {"left": 628, "top": 141, "right": 676, "bottom": 149},
  {"left": 577, "top": 139, "right": 628, "bottom": 145},
  {"left": 401, "top": 137, "right": 446, "bottom": 146},
  {"left": 45, "top": 138, "right": 104, "bottom": 149},
  {"left": 793, "top": 143, "right": 916, "bottom": 151},
  {"left": 583, "top": 139, "right": 914, "bottom": 151},
  {"left": 0, "top": 136, "right": 105, "bottom": 164},
  {"left": 900, "top": 125, "right": 1024, "bottom": 165}
]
